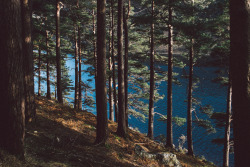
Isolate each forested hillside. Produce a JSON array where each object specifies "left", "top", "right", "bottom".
[{"left": 0, "top": 0, "right": 250, "bottom": 167}]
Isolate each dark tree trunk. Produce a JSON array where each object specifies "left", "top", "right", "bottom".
[
  {"left": 38, "top": 46, "right": 41, "bottom": 96},
  {"left": 93, "top": 9, "right": 97, "bottom": 90},
  {"left": 54, "top": 74, "right": 57, "bottom": 99},
  {"left": 111, "top": 0, "right": 118, "bottom": 122},
  {"left": 95, "top": 0, "right": 108, "bottom": 144},
  {"left": 0, "top": 0, "right": 25, "bottom": 159},
  {"left": 166, "top": 0, "right": 173, "bottom": 148},
  {"left": 117, "top": 0, "right": 127, "bottom": 138},
  {"left": 123, "top": 0, "right": 130, "bottom": 128},
  {"left": 78, "top": 27, "right": 82, "bottom": 110},
  {"left": 223, "top": 76, "right": 232, "bottom": 167},
  {"left": 56, "top": 0, "right": 63, "bottom": 103},
  {"left": 46, "top": 30, "right": 51, "bottom": 100},
  {"left": 74, "top": 26, "right": 79, "bottom": 109},
  {"left": 109, "top": 6, "right": 114, "bottom": 121},
  {"left": 148, "top": 0, "right": 154, "bottom": 140},
  {"left": 22, "top": 0, "right": 36, "bottom": 123},
  {"left": 187, "top": 38, "right": 194, "bottom": 156},
  {"left": 230, "top": 0, "right": 250, "bottom": 166}
]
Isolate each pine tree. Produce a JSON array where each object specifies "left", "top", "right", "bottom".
[
  {"left": 0, "top": 0, "right": 25, "bottom": 159},
  {"left": 22, "top": 0, "right": 36, "bottom": 123},
  {"left": 148, "top": 0, "right": 155, "bottom": 140},
  {"left": 166, "top": 0, "right": 173, "bottom": 148},
  {"left": 56, "top": 0, "right": 63, "bottom": 103},
  {"left": 117, "top": 0, "right": 127, "bottom": 138},
  {"left": 95, "top": 0, "right": 108, "bottom": 144},
  {"left": 230, "top": 0, "right": 250, "bottom": 166}
]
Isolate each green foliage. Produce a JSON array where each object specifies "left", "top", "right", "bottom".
[
  {"left": 157, "top": 113, "right": 186, "bottom": 126},
  {"left": 193, "top": 119, "right": 216, "bottom": 134}
]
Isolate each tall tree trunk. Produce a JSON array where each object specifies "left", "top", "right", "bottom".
[
  {"left": 46, "top": 30, "right": 51, "bottom": 100},
  {"left": 166, "top": 0, "right": 173, "bottom": 148},
  {"left": 78, "top": 26, "right": 82, "bottom": 110},
  {"left": 148, "top": 0, "right": 154, "bottom": 140},
  {"left": 123, "top": 0, "right": 130, "bottom": 128},
  {"left": 95, "top": 0, "right": 108, "bottom": 144},
  {"left": 187, "top": 38, "right": 194, "bottom": 156},
  {"left": 54, "top": 74, "right": 57, "bottom": 99},
  {"left": 111, "top": 0, "right": 118, "bottom": 122},
  {"left": 38, "top": 46, "right": 41, "bottom": 96},
  {"left": 117, "top": 0, "right": 127, "bottom": 138},
  {"left": 230, "top": 0, "right": 250, "bottom": 166},
  {"left": 223, "top": 75, "right": 232, "bottom": 167},
  {"left": 93, "top": 9, "right": 97, "bottom": 90},
  {"left": 56, "top": 0, "right": 63, "bottom": 103},
  {"left": 109, "top": 6, "right": 114, "bottom": 121},
  {"left": 22, "top": 0, "right": 36, "bottom": 123},
  {"left": 74, "top": 26, "right": 79, "bottom": 109},
  {"left": 0, "top": 0, "right": 25, "bottom": 159}
]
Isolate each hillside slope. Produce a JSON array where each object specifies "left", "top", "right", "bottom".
[{"left": 0, "top": 96, "right": 216, "bottom": 167}]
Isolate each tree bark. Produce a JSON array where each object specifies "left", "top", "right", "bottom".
[
  {"left": 22, "top": 0, "right": 36, "bottom": 123},
  {"left": 230, "top": 0, "right": 250, "bottom": 166},
  {"left": 223, "top": 76, "right": 232, "bottom": 167},
  {"left": 46, "top": 30, "right": 51, "bottom": 100},
  {"left": 74, "top": 26, "right": 79, "bottom": 109},
  {"left": 95, "top": 0, "right": 108, "bottom": 144},
  {"left": 187, "top": 38, "right": 194, "bottom": 156},
  {"left": 111, "top": 0, "right": 118, "bottom": 122},
  {"left": 148, "top": 0, "right": 154, "bottom": 140},
  {"left": 123, "top": 0, "right": 130, "bottom": 128},
  {"left": 78, "top": 26, "right": 82, "bottom": 110},
  {"left": 166, "top": 0, "right": 173, "bottom": 148},
  {"left": 38, "top": 46, "right": 41, "bottom": 96},
  {"left": 56, "top": 0, "right": 63, "bottom": 103},
  {"left": 109, "top": 6, "right": 114, "bottom": 121},
  {"left": 93, "top": 9, "right": 97, "bottom": 91},
  {"left": 0, "top": 0, "right": 25, "bottom": 159},
  {"left": 117, "top": 0, "right": 127, "bottom": 138}
]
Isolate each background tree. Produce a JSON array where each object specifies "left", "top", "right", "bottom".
[
  {"left": 56, "top": 0, "right": 63, "bottom": 103},
  {"left": 148, "top": 0, "right": 155, "bottom": 140},
  {"left": 166, "top": 0, "right": 173, "bottom": 148}
]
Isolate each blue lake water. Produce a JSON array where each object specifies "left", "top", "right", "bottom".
[{"left": 35, "top": 58, "right": 234, "bottom": 167}]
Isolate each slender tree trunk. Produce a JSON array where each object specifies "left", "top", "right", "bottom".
[
  {"left": 223, "top": 76, "right": 232, "bottom": 167},
  {"left": 22, "top": 0, "right": 36, "bottom": 123},
  {"left": 38, "top": 46, "right": 41, "bottom": 96},
  {"left": 55, "top": 74, "right": 57, "bottom": 99},
  {"left": 117, "top": 0, "right": 127, "bottom": 138},
  {"left": 123, "top": 0, "right": 130, "bottom": 128},
  {"left": 56, "top": 0, "right": 63, "bottom": 103},
  {"left": 74, "top": 26, "right": 79, "bottom": 109},
  {"left": 0, "top": 0, "right": 25, "bottom": 159},
  {"left": 78, "top": 26, "right": 82, "bottom": 110},
  {"left": 230, "top": 0, "right": 250, "bottom": 166},
  {"left": 95, "top": 0, "right": 108, "bottom": 144},
  {"left": 109, "top": 6, "right": 114, "bottom": 121},
  {"left": 166, "top": 0, "right": 173, "bottom": 148},
  {"left": 46, "top": 30, "right": 51, "bottom": 100},
  {"left": 93, "top": 9, "right": 97, "bottom": 90},
  {"left": 187, "top": 38, "right": 194, "bottom": 156},
  {"left": 148, "top": 0, "right": 154, "bottom": 140},
  {"left": 111, "top": 0, "right": 118, "bottom": 122}
]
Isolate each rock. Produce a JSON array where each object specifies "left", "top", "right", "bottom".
[
  {"left": 134, "top": 144, "right": 156, "bottom": 159},
  {"left": 156, "top": 152, "right": 182, "bottom": 167},
  {"left": 134, "top": 144, "right": 182, "bottom": 167}
]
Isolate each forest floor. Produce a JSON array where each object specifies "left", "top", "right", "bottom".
[{"left": 0, "top": 96, "right": 216, "bottom": 167}]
